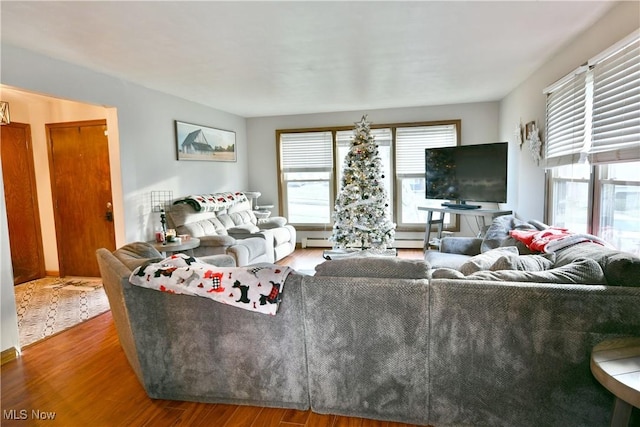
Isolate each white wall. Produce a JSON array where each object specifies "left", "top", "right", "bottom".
[
  {"left": 499, "top": 0, "right": 640, "bottom": 222},
  {"left": 1, "top": 45, "right": 249, "bottom": 244},
  {"left": 0, "top": 45, "right": 248, "bottom": 353},
  {"left": 247, "top": 102, "right": 501, "bottom": 240}
]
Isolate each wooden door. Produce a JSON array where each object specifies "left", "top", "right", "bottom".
[
  {"left": 47, "top": 120, "right": 116, "bottom": 277},
  {"left": 1, "top": 122, "right": 46, "bottom": 284}
]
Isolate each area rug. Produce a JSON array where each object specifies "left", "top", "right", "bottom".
[{"left": 14, "top": 277, "right": 110, "bottom": 347}]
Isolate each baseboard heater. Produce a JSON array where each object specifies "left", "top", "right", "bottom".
[{"left": 301, "top": 237, "right": 423, "bottom": 249}]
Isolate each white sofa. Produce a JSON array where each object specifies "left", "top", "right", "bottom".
[{"left": 167, "top": 192, "right": 296, "bottom": 266}]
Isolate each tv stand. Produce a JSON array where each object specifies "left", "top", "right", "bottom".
[
  {"left": 441, "top": 202, "right": 481, "bottom": 210},
  {"left": 417, "top": 206, "right": 512, "bottom": 250}
]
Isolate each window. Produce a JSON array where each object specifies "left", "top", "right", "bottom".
[
  {"left": 278, "top": 131, "right": 333, "bottom": 225},
  {"left": 277, "top": 121, "right": 460, "bottom": 230},
  {"left": 545, "top": 31, "right": 640, "bottom": 255},
  {"left": 396, "top": 124, "right": 458, "bottom": 227},
  {"left": 597, "top": 162, "right": 640, "bottom": 254}
]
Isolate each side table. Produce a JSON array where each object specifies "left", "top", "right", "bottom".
[
  {"left": 151, "top": 238, "right": 200, "bottom": 257},
  {"left": 591, "top": 337, "right": 640, "bottom": 427}
]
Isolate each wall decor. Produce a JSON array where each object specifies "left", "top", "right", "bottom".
[
  {"left": 0, "top": 101, "right": 10, "bottom": 125},
  {"left": 525, "top": 120, "right": 542, "bottom": 164},
  {"left": 514, "top": 121, "right": 524, "bottom": 148},
  {"left": 175, "top": 120, "right": 236, "bottom": 162}
]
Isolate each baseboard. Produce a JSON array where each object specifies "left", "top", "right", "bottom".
[
  {"left": 1, "top": 347, "right": 19, "bottom": 365},
  {"left": 45, "top": 270, "right": 60, "bottom": 277}
]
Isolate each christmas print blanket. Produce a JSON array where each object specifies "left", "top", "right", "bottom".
[
  {"left": 510, "top": 227, "right": 614, "bottom": 253},
  {"left": 173, "top": 191, "right": 247, "bottom": 212},
  {"left": 129, "top": 253, "right": 291, "bottom": 316}
]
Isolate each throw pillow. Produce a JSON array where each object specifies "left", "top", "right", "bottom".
[
  {"left": 314, "top": 257, "right": 431, "bottom": 279},
  {"left": 481, "top": 215, "right": 539, "bottom": 254},
  {"left": 490, "top": 253, "right": 556, "bottom": 272},
  {"left": 466, "top": 258, "right": 606, "bottom": 284},
  {"left": 460, "top": 246, "right": 519, "bottom": 276}
]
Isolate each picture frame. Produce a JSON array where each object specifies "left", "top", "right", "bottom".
[
  {"left": 175, "top": 120, "right": 236, "bottom": 162},
  {"left": 524, "top": 120, "right": 536, "bottom": 139}
]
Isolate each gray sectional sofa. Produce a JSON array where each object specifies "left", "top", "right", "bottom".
[{"left": 96, "top": 236, "right": 640, "bottom": 426}]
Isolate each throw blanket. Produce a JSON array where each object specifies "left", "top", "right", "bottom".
[
  {"left": 129, "top": 253, "right": 291, "bottom": 315},
  {"left": 173, "top": 191, "right": 247, "bottom": 212},
  {"left": 510, "top": 227, "right": 614, "bottom": 253}
]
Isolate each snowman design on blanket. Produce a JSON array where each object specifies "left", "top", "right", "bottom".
[{"left": 129, "top": 253, "right": 292, "bottom": 315}]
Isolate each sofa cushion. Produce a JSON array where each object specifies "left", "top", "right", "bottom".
[
  {"left": 431, "top": 268, "right": 465, "bottom": 279},
  {"left": 314, "top": 257, "right": 431, "bottom": 279},
  {"left": 260, "top": 216, "right": 288, "bottom": 229},
  {"left": 460, "top": 246, "right": 519, "bottom": 275},
  {"left": 490, "top": 253, "right": 556, "bottom": 272},
  {"left": 481, "top": 215, "right": 541, "bottom": 254},
  {"left": 433, "top": 258, "right": 606, "bottom": 284},
  {"left": 465, "top": 258, "right": 606, "bottom": 284},
  {"left": 228, "top": 224, "right": 260, "bottom": 234},
  {"left": 180, "top": 218, "right": 227, "bottom": 237},
  {"left": 424, "top": 251, "right": 471, "bottom": 271},
  {"left": 271, "top": 227, "right": 293, "bottom": 246},
  {"left": 553, "top": 242, "right": 640, "bottom": 287},
  {"left": 113, "top": 242, "right": 163, "bottom": 271},
  {"left": 229, "top": 209, "right": 257, "bottom": 226},
  {"left": 215, "top": 213, "right": 236, "bottom": 229}
]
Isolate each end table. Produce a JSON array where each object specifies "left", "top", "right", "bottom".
[
  {"left": 591, "top": 337, "right": 640, "bottom": 427},
  {"left": 151, "top": 237, "right": 200, "bottom": 257}
]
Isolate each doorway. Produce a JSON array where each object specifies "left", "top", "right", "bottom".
[{"left": 47, "top": 120, "right": 116, "bottom": 277}]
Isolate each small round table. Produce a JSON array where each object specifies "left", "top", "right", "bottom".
[
  {"left": 590, "top": 337, "right": 640, "bottom": 427},
  {"left": 151, "top": 238, "right": 200, "bottom": 256}
]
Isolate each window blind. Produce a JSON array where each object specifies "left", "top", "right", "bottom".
[
  {"left": 590, "top": 37, "right": 640, "bottom": 163},
  {"left": 544, "top": 71, "right": 587, "bottom": 167},
  {"left": 396, "top": 125, "right": 457, "bottom": 175},
  {"left": 280, "top": 131, "right": 333, "bottom": 172}
]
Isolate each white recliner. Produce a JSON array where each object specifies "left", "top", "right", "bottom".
[{"left": 167, "top": 192, "right": 296, "bottom": 266}]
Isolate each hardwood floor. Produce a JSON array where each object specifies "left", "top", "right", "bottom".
[{"left": 1, "top": 249, "right": 429, "bottom": 427}]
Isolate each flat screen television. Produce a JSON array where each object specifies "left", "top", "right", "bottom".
[{"left": 425, "top": 142, "right": 508, "bottom": 208}]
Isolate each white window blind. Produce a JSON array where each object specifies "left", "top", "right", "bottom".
[
  {"left": 590, "top": 37, "right": 640, "bottom": 163},
  {"left": 544, "top": 31, "right": 640, "bottom": 167},
  {"left": 544, "top": 71, "right": 587, "bottom": 167},
  {"left": 280, "top": 131, "right": 333, "bottom": 172},
  {"left": 396, "top": 125, "right": 457, "bottom": 175}
]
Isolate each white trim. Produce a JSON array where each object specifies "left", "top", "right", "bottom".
[
  {"left": 588, "top": 29, "right": 640, "bottom": 66},
  {"left": 543, "top": 64, "right": 588, "bottom": 95}
]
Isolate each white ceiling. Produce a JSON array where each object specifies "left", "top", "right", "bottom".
[{"left": 1, "top": 1, "right": 617, "bottom": 118}]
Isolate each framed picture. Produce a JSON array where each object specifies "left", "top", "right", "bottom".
[
  {"left": 175, "top": 120, "right": 236, "bottom": 162},
  {"left": 524, "top": 121, "right": 536, "bottom": 139}
]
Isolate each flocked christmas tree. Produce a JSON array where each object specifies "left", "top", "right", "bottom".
[{"left": 330, "top": 115, "right": 396, "bottom": 250}]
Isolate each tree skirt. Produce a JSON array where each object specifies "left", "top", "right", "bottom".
[{"left": 14, "top": 277, "right": 110, "bottom": 347}]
